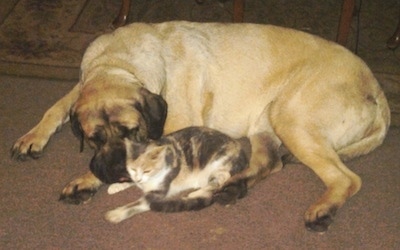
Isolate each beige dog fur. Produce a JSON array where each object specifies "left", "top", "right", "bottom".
[{"left": 12, "top": 21, "right": 390, "bottom": 231}]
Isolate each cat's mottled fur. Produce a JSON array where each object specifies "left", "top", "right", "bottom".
[{"left": 105, "top": 126, "right": 250, "bottom": 223}]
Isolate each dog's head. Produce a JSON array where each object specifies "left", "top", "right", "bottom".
[{"left": 70, "top": 86, "right": 167, "bottom": 184}]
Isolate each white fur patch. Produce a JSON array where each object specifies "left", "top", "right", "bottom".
[{"left": 107, "top": 182, "right": 135, "bottom": 195}]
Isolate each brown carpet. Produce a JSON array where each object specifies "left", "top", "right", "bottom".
[
  {"left": 1, "top": 0, "right": 400, "bottom": 249},
  {"left": 1, "top": 75, "right": 399, "bottom": 249}
]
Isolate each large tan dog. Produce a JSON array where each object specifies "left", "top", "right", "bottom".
[{"left": 11, "top": 21, "right": 390, "bottom": 232}]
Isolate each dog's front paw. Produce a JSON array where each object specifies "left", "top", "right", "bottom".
[
  {"left": 304, "top": 204, "right": 338, "bottom": 233},
  {"left": 11, "top": 130, "right": 49, "bottom": 160},
  {"left": 59, "top": 172, "right": 103, "bottom": 205},
  {"left": 59, "top": 186, "right": 98, "bottom": 205}
]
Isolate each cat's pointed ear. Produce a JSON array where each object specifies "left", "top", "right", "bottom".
[{"left": 147, "top": 145, "right": 168, "bottom": 160}]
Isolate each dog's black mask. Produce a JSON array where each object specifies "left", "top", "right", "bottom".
[
  {"left": 71, "top": 88, "right": 168, "bottom": 184},
  {"left": 89, "top": 140, "right": 130, "bottom": 184}
]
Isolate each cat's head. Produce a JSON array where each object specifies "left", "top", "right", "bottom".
[{"left": 124, "top": 139, "right": 171, "bottom": 184}]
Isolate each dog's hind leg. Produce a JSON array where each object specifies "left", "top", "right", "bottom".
[
  {"left": 278, "top": 129, "right": 362, "bottom": 233},
  {"left": 11, "top": 83, "right": 82, "bottom": 160},
  {"left": 338, "top": 91, "right": 390, "bottom": 161}
]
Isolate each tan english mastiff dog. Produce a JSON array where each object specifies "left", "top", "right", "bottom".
[{"left": 11, "top": 21, "right": 390, "bottom": 232}]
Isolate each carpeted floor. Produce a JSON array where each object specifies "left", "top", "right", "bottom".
[
  {"left": 1, "top": 0, "right": 400, "bottom": 249},
  {"left": 1, "top": 75, "right": 399, "bottom": 249}
]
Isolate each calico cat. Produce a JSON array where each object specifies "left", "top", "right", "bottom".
[{"left": 105, "top": 126, "right": 250, "bottom": 223}]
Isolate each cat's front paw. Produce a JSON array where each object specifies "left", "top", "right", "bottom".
[
  {"left": 107, "top": 182, "right": 135, "bottom": 195},
  {"left": 105, "top": 208, "right": 128, "bottom": 223}
]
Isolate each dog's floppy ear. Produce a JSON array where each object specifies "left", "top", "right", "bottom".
[
  {"left": 135, "top": 88, "right": 168, "bottom": 140},
  {"left": 70, "top": 110, "right": 85, "bottom": 152}
]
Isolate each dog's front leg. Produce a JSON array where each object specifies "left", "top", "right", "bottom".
[
  {"left": 59, "top": 171, "right": 104, "bottom": 205},
  {"left": 11, "top": 83, "right": 81, "bottom": 160}
]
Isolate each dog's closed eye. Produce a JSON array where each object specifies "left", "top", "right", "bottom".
[
  {"left": 88, "top": 129, "right": 107, "bottom": 148},
  {"left": 117, "top": 125, "right": 139, "bottom": 140}
]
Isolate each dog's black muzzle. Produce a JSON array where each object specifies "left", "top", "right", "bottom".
[{"left": 89, "top": 140, "right": 131, "bottom": 184}]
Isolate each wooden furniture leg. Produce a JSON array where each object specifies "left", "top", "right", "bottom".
[
  {"left": 112, "top": 0, "right": 131, "bottom": 28},
  {"left": 336, "top": 0, "right": 355, "bottom": 46},
  {"left": 196, "top": 0, "right": 244, "bottom": 22},
  {"left": 233, "top": 0, "right": 244, "bottom": 22},
  {"left": 387, "top": 5, "right": 400, "bottom": 49}
]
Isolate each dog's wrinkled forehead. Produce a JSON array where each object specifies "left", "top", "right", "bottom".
[
  {"left": 100, "top": 101, "right": 144, "bottom": 133},
  {"left": 70, "top": 87, "right": 167, "bottom": 149},
  {"left": 71, "top": 100, "right": 148, "bottom": 148}
]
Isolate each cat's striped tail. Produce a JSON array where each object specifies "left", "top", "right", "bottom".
[
  {"left": 149, "top": 196, "right": 214, "bottom": 213},
  {"left": 213, "top": 179, "right": 248, "bottom": 205}
]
